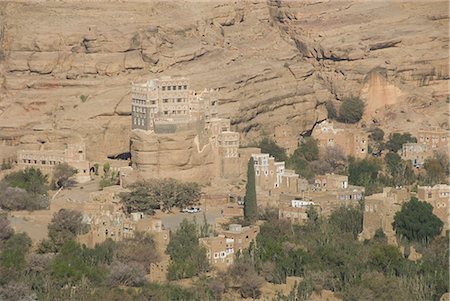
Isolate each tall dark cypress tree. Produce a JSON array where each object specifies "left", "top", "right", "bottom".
[{"left": 244, "top": 157, "right": 257, "bottom": 223}]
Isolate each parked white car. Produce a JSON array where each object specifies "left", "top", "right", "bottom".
[{"left": 182, "top": 207, "right": 201, "bottom": 213}]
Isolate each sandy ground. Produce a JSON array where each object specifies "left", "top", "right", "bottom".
[{"left": 156, "top": 207, "right": 222, "bottom": 231}]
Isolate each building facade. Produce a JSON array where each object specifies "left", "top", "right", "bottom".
[
  {"left": 417, "top": 127, "right": 449, "bottom": 151},
  {"left": 401, "top": 143, "right": 432, "bottom": 168},
  {"left": 417, "top": 184, "right": 449, "bottom": 230},
  {"left": 312, "top": 120, "right": 368, "bottom": 159},
  {"left": 199, "top": 235, "right": 235, "bottom": 270},
  {"left": 130, "top": 77, "right": 242, "bottom": 183},
  {"left": 314, "top": 173, "right": 348, "bottom": 191},
  {"left": 360, "top": 187, "right": 410, "bottom": 243},
  {"left": 220, "top": 224, "right": 260, "bottom": 254},
  {"left": 252, "top": 153, "right": 301, "bottom": 198},
  {"left": 17, "top": 143, "right": 90, "bottom": 183},
  {"left": 279, "top": 199, "right": 318, "bottom": 225},
  {"left": 131, "top": 77, "right": 218, "bottom": 132}
]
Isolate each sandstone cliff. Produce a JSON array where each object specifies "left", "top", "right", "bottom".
[{"left": 0, "top": 1, "right": 447, "bottom": 161}]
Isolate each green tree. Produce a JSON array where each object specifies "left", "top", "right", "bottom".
[
  {"left": 368, "top": 244, "right": 403, "bottom": 274},
  {"left": 120, "top": 181, "right": 161, "bottom": 214},
  {"left": 0, "top": 233, "right": 32, "bottom": 270},
  {"left": 287, "top": 157, "right": 314, "bottom": 180},
  {"left": 120, "top": 179, "right": 201, "bottom": 214},
  {"left": 368, "top": 127, "right": 384, "bottom": 143},
  {"left": 244, "top": 157, "right": 257, "bottom": 223},
  {"left": 3, "top": 167, "right": 48, "bottom": 195},
  {"left": 166, "top": 219, "right": 208, "bottom": 280},
  {"left": 41, "top": 209, "right": 89, "bottom": 252},
  {"left": 49, "top": 240, "right": 107, "bottom": 287},
  {"left": 384, "top": 152, "right": 415, "bottom": 186},
  {"left": 258, "top": 137, "right": 288, "bottom": 162},
  {"left": 292, "top": 138, "right": 319, "bottom": 162},
  {"left": 393, "top": 197, "right": 443, "bottom": 245},
  {"left": 385, "top": 132, "right": 416, "bottom": 153},
  {"left": 53, "top": 163, "right": 77, "bottom": 188},
  {"left": 329, "top": 205, "right": 363, "bottom": 239},
  {"left": 338, "top": 97, "right": 365, "bottom": 124},
  {"left": 348, "top": 158, "right": 381, "bottom": 195}
]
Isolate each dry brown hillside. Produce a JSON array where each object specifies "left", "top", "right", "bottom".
[{"left": 0, "top": 0, "right": 448, "bottom": 161}]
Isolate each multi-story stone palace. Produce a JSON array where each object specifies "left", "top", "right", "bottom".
[{"left": 128, "top": 77, "right": 244, "bottom": 184}]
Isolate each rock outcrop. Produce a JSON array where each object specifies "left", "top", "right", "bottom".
[
  {"left": 130, "top": 129, "right": 217, "bottom": 183},
  {"left": 0, "top": 1, "right": 447, "bottom": 162}
]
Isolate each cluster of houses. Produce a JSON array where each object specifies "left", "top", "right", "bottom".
[
  {"left": 401, "top": 127, "right": 448, "bottom": 167},
  {"left": 4, "top": 76, "right": 449, "bottom": 272}
]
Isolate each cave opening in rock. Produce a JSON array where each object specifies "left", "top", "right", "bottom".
[{"left": 107, "top": 152, "right": 131, "bottom": 160}]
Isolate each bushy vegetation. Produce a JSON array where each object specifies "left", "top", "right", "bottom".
[
  {"left": 38, "top": 209, "right": 90, "bottom": 253},
  {"left": 52, "top": 163, "right": 77, "bottom": 188},
  {"left": 259, "top": 210, "right": 447, "bottom": 301},
  {"left": 287, "top": 137, "right": 320, "bottom": 180},
  {"left": 384, "top": 152, "right": 415, "bottom": 186},
  {"left": 0, "top": 168, "right": 49, "bottom": 211},
  {"left": 338, "top": 97, "right": 365, "bottom": 124},
  {"left": 166, "top": 219, "right": 209, "bottom": 280},
  {"left": 0, "top": 198, "right": 446, "bottom": 300},
  {"left": 99, "top": 162, "right": 119, "bottom": 189},
  {"left": 393, "top": 197, "right": 444, "bottom": 245},
  {"left": 385, "top": 132, "right": 417, "bottom": 153},
  {"left": 2, "top": 167, "right": 48, "bottom": 195},
  {"left": 325, "top": 101, "right": 337, "bottom": 120},
  {"left": 257, "top": 137, "right": 288, "bottom": 162},
  {"left": 348, "top": 157, "right": 382, "bottom": 195},
  {"left": 421, "top": 151, "right": 449, "bottom": 185},
  {"left": 120, "top": 179, "right": 201, "bottom": 214}
]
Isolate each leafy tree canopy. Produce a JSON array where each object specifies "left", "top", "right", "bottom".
[
  {"left": 393, "top": 197, "right": 443, "bottom": 245},
  {"left": 166, "top": 219, "right": 208, "bottom": 280},
  {"left": 3, "top": 168, "right": 48, "bottom": 195},
  {"left": 368, "top": 127, "right": 385, "bottom": 142},
  {"left": 338, "top": 97, "right": 365, "bottom": 124},
  {"left": 120, "top": 179, "right": 201, "bottom": 214},
  {"left": 385, "top": 132, "right": 416, "bottom": 153},
  {"left": 258, "top": 137, "right": 288, "bottom": 162},
  {"left": 348, "top": 158, "right": 381, "bottom": 195}
]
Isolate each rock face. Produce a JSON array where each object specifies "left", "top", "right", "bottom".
[
  {"left": 0, "top": 1, "right": 447, "bottom": 162},
  {"left": 130, "top": 129, "right": 217, "bottom": 183}
]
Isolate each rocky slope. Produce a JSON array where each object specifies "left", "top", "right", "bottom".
[{"left": 0, "top": 0, "right": 448, "bottom": 161}]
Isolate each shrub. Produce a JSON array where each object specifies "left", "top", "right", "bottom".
[
  {"left": 338, "top": 97, "right": 365, "bottom": 124},
  {"left": 368, "top": 127, "right": 384, "bottom": 142},
  {"left": 0, "top": 183, "right": 49, "bottom": 211},
  {"left": 290, "top": 138, "right": 319, "bottom": 162},
  {"left": 325, "top": 101, "right": 337, "bottom": 120},
  {"left": 80, "top": 95, "right": 89, "bottom": 103}
]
